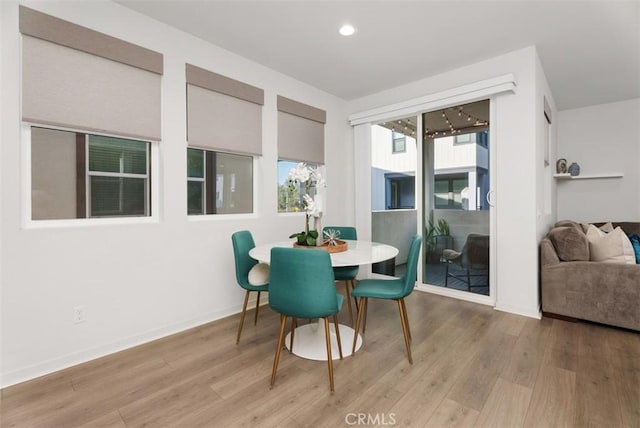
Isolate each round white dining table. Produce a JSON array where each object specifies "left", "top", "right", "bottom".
[{"left": 248, "top": 239, "right": 398, "bottom": 361}]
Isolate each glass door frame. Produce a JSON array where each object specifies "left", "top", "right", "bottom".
[
  {"left": 414, "top": 99, "right": 496, "bottom": 306},
  {"left": 350, "top": 74, "right": 516, "bottom": 308}
]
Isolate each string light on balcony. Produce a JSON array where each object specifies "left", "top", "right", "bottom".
[{"left": 424, "top": 106, "right": 488, "bottom": 139}]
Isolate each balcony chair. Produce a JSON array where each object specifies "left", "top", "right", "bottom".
[
  {"left": 351, "top": 235, "right": 422, "bottom": 364},
  {"left": 323, "top": 225, "right": 358, "bottom": 325},
  {"left": 231, "top": 230, "right": 269, "bottom": 344},
  {"left": 268, "top": 247, "right": 344, "bottom": 392},
  {"left": 442, "top": 233, "right": 489, "bottom": 291}
]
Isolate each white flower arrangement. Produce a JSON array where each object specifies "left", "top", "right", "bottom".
[{"left": 287, "top": 163, "right": 325, "bottom": 245}]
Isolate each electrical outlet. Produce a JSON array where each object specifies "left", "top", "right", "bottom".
[{"left": 73, "top": 305, "right": 86, "bottom": 324}]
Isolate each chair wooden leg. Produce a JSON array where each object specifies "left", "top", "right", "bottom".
[
  {"left": 400, "top": 298, "right": 411, "bottom": 342},
  {"left": 344, "top": 281, "right": 354, "bottom": 326},
  {"left": 254, "top": 291, "right": 261, "bottom": 325},
  {"left": 323, "top": 317, "right": 335, "bottom": 392},
  {"left": 333, "top": 315, "right": 343, "bottom": 359},
  {"left": 397, "top": 300, "right": 413, "bottom": 364},
  {"left": 352, "top": 297, "right": 366, "bottom": 355},
  {"left": 362, "top": 298, "right": 369, "bottom": 334},
  {"left": 236, "top": 290, "right": 250, "bottom": 344},
  {"left": 270, "top": 315, "right": 288, "bottom": 387},
  {"left": 352, "top": 280, "right": 359, "bottom": 312},
  {"left": 289, "top": 317, "right": 297, "bottom": 353}
]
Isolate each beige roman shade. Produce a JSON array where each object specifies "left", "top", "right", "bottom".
[
  {"left": 277, "top": 96, "right": 326, "bottom": 164},
  {"left": 186, "top": 64, "right": 264, "bottom": 156},
  {"left": 20, "top": 6, "right": 163, "bottom": 141}
]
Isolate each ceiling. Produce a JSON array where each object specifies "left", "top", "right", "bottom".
[{"left": 117, "top": 1, "right": 640, "bottom": 110}]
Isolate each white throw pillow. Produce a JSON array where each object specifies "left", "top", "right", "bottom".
[
  {"left": 586, "top": 225, "right": 635, "bottom": 264},
  {"left": 581, "top": 222, "right": 614, "bottom": 234},
  {"left": 248, "top": 263, "right": 270, "bottom": 285}
]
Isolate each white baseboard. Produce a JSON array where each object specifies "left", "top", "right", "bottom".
[
  {"left": 1, "top": 303, "right": 248, "bottom": 389},
  {"left": 494, "top": 303, "right": 542, "bottom": 319},
  {"left": 415, "top": 284, "right": 495, "bottom": 307}
]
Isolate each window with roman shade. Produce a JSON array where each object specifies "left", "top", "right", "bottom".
[
  {"left": 185, "top": 64, "right": 264, "bottom": 215},
  {"left": 20, "top": 6, "right": 162, "bottom": 220},
  {"left": 20, "top": 6, "right": 163, "bottom": 141},
  {"left": 277, "top": 96, "right": 326, "bottom": 165}
]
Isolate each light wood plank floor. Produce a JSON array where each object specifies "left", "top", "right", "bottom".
[{"left": 2, "top": 291, "right": 639, "bottom": 427}]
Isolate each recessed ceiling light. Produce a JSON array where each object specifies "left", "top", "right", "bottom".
[{"left": 339, "top": 24, "right": 356, "bottom": 36}]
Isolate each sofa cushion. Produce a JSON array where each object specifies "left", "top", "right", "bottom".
[
  {"left": 581, "top": 222, "right": 613, "bottom": 233},
  {"left": 586, "top": 225, "right": 635, "bottom": 264},
  {"left": 548, "top": 226, "right": 589, "bottom": 261},
  {"left": 248, "top": 262, "right": 270, "bottom": 285},
  {"left": 555, "top": 220, "right": 582, "bottom": 230}
]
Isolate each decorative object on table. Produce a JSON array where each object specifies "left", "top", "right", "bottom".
[
  {"left": 293, "top": 239, "right": 348, "bottom": 253},
  {"left": 556, "top": 158, "right": 567, "bottom": 174},
  {"left": 287, "top": 162, "right": 325, "bottom": 246},
  {"left": 568, "top": 162, "right": 580, "bottom": 176},
  {"left": 323, "top": 228, "right": 341, "bottom": 246}
]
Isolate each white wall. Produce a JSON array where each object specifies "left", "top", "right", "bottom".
[
  {"left": 0, "top": 1, "right": 352, "bottom": 387},
  {"left": 556, "top": 98, "right": 640, "bottom": 222},
  {"left": 535, "top": 50, "right": 558, "bottom": 240},
  {"left": 349, "top": 47, "right": 542, "bottom": 318}
]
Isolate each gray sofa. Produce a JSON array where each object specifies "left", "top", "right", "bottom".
[{"left": 540, "top": 220, "right": 640, "bottom": 331}]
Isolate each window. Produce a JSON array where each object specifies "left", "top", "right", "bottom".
[
  {"left": 187, "top": 148, "right": 205, "bottom": 215},
  {"left": 453, "top": 131, "right": 488, "bottom": 148},
  {"left": 434, "top": 174, "right": 468, "bottom": 209},
  {"left": 385, "top": 173, "right": 415, "bottom": 209},
  {"left": 187, "top": 149, "right": 253, "bottom": 215},
  {"left": 277, "top": 160, "right": 318, "bottom": 213},
  {"left": 392, "top": 131, "right": 406, "bottom": 153},
  {"left": 31, "top": 127, "right": 150, "bottom": 220}
]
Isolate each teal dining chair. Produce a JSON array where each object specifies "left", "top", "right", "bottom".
[
  {"left": 323, "top": 226, "right": 358, "bottom": 325},
  {"left": 268, "top": 247, "right": 344, "bottom": 392},
  {"left": 231, "top": 230, "right": 269, "bottom": 344},
  {"left": 351, "top": 234, "right": 422, "bottom": 364}
]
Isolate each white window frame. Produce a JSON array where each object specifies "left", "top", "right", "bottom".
[{"left": 21, "top": 123, "right": 160, "bottom": 228}]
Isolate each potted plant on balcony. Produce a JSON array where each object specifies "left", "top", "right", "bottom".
[{"left": 425, "top": 218, "right": 451, "bottom": 264}]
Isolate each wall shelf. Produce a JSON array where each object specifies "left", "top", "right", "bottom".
[{"left": 553, "top": 173, "right": 624, "bottom": 180}]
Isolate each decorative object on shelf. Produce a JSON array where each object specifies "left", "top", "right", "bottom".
[
  {"left": 556, "top": 158, "right": 567, "bottom": 174},
  {"left": 568, "top": 162, "right": 581, "bottom": 176},
  {"left": 287, "top": 162, "right": 325, "bottom": 246}
]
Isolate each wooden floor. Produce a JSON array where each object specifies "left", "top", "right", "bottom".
[{"left": 2, "top": 291, "right": 639, "bottom": 427}]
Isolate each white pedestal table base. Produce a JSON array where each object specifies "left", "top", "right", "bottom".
[{"left": 285, "top": 322, "right": 363, "bottom": 361}]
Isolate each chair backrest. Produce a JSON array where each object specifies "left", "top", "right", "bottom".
[
  {"left": 231, "top": 230, "right": 258, "bottom": 288},
  {"left": 400, "top": 234, "right": 423, "bottom": 296},
  {"left": 323, "top": 226, "right": 357, "bottom": 241},
  {"left": 269, "top": 248, "right": 338, "bottom": 319},
  {"left": 461, "top": 234, "right": 489, "bottom": 269}
]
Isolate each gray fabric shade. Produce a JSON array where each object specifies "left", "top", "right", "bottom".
[
  {"left": 19, "top": 6, "right": 163, "bottom": 74},
  {"left": 277, "top": 96, "right": 325, "bottom": 164},
  {"left": 20, "top": 7, "right": 163, "bottom": 141},
  {"left": 186, "top": 64, "right": 263, "bottom": 155},
  {"left": 22, "top": 36, "right": 162, "bottom": 141}
]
